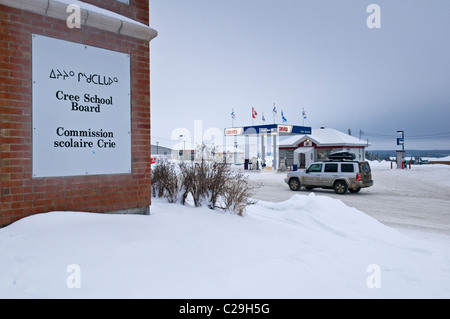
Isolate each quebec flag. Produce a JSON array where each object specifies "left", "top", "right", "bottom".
[{"left": 281, "top": 110, "right": 287, "bottom": 123}]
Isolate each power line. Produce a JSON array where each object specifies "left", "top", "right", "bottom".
[
  {"left": 361, "top": 131, "right": 450, "bottom": 140},
  {"left": 151, "top": 136, "right": 177, "bottom": 142},
  {"left": 408, "top": 132, "right": 450, "bottom": 139}
]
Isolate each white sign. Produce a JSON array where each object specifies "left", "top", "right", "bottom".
[
  {"left": 32, "top": 35, "right": 131, "bottom": 177},
  {"left": 224, "top": 127, "right": 244, "bottom": 136}
]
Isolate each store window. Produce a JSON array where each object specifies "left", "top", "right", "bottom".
[{"left": 317, "top": 148, "right": 332, "bottom": 160}]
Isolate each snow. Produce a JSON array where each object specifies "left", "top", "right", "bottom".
[
  {"left": 425, "top": 155, "right": 450, "bottom": 162},
  {"left": 54, "top": 0, "right": 148, "bottom": 27},
  {"left": 1, "top": 188, "right": 449, "bottom": 298},
  {"left": 280, "top": 128, "right": 368, "bottom": 147},
  {"left": 368, "top": 160, "right": 450, "bottom": 188}
]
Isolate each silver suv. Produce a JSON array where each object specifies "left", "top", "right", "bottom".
[{"left": 284, "top": 161, "right": 373, "bottom": 194}]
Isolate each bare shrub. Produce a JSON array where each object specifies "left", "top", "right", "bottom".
[
  {"left": 151, "top": 159, "right": 180, "bottom": 203},
  {"left": 179, "top": 161, "right": 206, "bottom": 207},
  {"left": 218, "top": 172, "right": 260, "bottom": 216},
  {"left": 153, "top": 160, "right": 261, "bottom": 216},
  {"left": 206, "top": 162, "right": 230, "bottom": 209}
]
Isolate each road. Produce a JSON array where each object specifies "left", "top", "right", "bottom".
[{"left": 247, "top": 163, "right": 450, "bottom": 236}]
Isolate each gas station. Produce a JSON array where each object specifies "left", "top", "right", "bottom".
[{"left": 224, "top": 124, "right": 312, "bottom": 170}]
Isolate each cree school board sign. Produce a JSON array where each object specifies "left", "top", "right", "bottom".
[{"left": 32, "top": 35, "right": 131, "bottom": 178}]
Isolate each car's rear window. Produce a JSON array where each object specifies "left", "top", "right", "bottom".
[
  {"left": 360, "top": 162, "right": 371, "bottom": 173},
  {"left": 341, "top": 164, "right": 354, "bottom": 173}
]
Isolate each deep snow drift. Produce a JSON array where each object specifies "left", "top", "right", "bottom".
[{"left": 1, "top": 193, "right": 449, "bottom": 298}]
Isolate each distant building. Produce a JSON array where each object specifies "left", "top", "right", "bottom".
[
  {"left": 216, "top": 145, "right": 245, "bottom": 164},
  {"left": 279, "top": 127, "right": 369, "bottom": 169},
  {"left": 151, "top": 144, "right": 172, "bottom": 158}
]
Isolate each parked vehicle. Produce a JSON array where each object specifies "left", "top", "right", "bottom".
[{"left": 284, "top": 160, "right": 373, "bottom": 194}]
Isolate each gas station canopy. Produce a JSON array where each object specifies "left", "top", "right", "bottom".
[
  {"left": 224, "top": 124, "right": 312, "bottom": 136},
  {"left": 224, "top": 124, "right": 312, "bottom": 171}
]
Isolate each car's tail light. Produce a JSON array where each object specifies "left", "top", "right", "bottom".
[{"left": 356, "top": 173, "right": 361, "bottom": 181}]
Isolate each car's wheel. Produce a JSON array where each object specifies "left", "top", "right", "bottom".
[
  {"left": 334, "top": 181, "right": 348, "bottom": 195},
  {"left": 289, "top": 178, "right": 301, "bottom": 191},
  {"left": 349, "top": 188, "right": 361, "bottom": 193}
]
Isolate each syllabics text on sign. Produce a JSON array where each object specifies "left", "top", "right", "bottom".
[{"left": 32, "top": 34, "right": 131, "bottom": 177}]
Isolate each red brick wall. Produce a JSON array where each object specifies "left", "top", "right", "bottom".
[
  {"left": 85, "top": 0, "right": 149, "bottom": 25},
  {"left": 0, "top": 2, "right": 151, "bottom": 226}
]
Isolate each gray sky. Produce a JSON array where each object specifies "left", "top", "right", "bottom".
[{"left": 149, "top": 0, "right": 450, "bottom": 150}]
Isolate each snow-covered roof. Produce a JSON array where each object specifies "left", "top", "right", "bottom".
[
  {"left": 0, "top": 0, "right": 158, "bottom": 42},
  {"left": 280, "top": 128, "right": 369, "bottom": 148}
]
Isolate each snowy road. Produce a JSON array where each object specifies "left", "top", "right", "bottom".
[
  {"left": 1, "top": 161, "right": 450, "bottom": 298},
  {"left": 248, "top": 163, "right": 450, "bottom": 235}
]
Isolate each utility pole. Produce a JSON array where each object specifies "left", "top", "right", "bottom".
[{"left": 396, "top": 130, "right": 405, "bottom": 169}]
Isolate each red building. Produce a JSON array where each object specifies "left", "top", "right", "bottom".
[
  {"left": 0, "top": 0, "right": 157, "bottom": 226},
  {"left": 279, "top": 127, "right": 369, "bottom": 169}
]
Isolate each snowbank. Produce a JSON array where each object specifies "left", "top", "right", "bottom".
[
  {"left": 1, "top": 194, "right": 449, "bottom": 298},
  {"left": 367, "top": 160, "right": 391, "bottom": 167}
]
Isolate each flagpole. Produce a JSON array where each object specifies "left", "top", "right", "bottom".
[
  {"left": 232, "top": 108, "right": 234, "bottom": 127},
  {"left": 302, "top": 107, "right": 306, "bottom": 127},
  {"left": 252, "top": 107, "right": 254, "bottom": 126},
  {"left": 273, "top": 103, "right": 275, "bottom": 124},
  {"left": 252, "top": 107, "right": 253, "bottom": 126}
]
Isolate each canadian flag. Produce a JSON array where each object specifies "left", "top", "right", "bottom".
[{"left": 252, "top": 107, "right": 258, "bottom": 119}]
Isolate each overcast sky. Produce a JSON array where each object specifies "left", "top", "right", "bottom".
[{"left": 149, "top": 0, "right": 450, "bottom": 150}]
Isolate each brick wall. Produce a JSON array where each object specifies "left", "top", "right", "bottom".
[
  {"left": 0, "top": 1, "right": 151, "bottom": 226},
  {"left": 84, "top": 0, "right": 149, "bottom": 25}
]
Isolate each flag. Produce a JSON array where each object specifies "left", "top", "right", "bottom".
[
  {"left": 281, "top": 110, "right": 287, "bottom": 123},
  {"left": 231, "top": 110, "right": 236, "bottom": 119},
  {"left": 272, "top": 106, "right": 277, "bottom": 115},
  {"left": 252, "top": 107, "right": 258, "bottom": 119},
  {"left": 302, "top": 108, "right": 307, "bottom": 119},
  {"left": 262, "top": 113, "right": 266, "bottom": 122}
]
